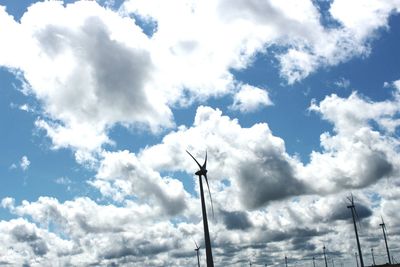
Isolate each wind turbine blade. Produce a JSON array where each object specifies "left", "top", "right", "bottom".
[
  {"left": 203, "top": 150, "right": 207, "bottom": 169},
  {"left": 204, "top": 174, "right": 215, "bottom": 218},
  {"left": 186, "top": 150, "right": 202, "bottom": 169}
]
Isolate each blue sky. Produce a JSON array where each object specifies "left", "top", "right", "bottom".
[{"left": 1, "top": 0, "right": 400, "bottom": 266}]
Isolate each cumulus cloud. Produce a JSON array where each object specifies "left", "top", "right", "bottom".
[
  {"left": 139, "top": 106, "right": 308, "bottom": 209},
  {"left": 92, "top": 150, "right": 189, "bottom": 216},
  {"left": 300, "top": 91, "right": 400, "bottom": 193},
  {"left": 0, "top": 1, "right": 173, "bottom": 160},
  {"left": 1, "top": 0, "right": 399, "bottom": 159},
  {"left": 230, "top": 84, "right": 272, "bottom": 113}
]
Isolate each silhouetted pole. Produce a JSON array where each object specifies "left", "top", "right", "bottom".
[
  {"left": 198, "top": 175, "right": 214, "bottom": 267},
  {"left": 323, "top": 246, "right": 328, "bottom": 267},
  {"left": 347, "top": 202, "right": 364, "bottom": 267},
  {"left": 355, "top": 252, "right": 359, "bottom": 267},
  {"left": 312, "top": 256, "right": 316, "bottom": 267},
  {"left": 285, "top": 256, "right": 288, "bottom": 267},
  {"left": 331, "top": 259, "right": 335, "bottom": 267},
  {"left": 371, "top": 248, "right": 376, "bottom": 266},
  {"left": 249, "top": 261, "right": 252, "bottom": 267},
  {"left": 195, "top": 248, "right": 200, "bottom": 267},
  {"left": 380, "top": 220, "right": 391, "bottom": 264}
]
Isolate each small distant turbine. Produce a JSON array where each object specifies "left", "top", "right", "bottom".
[
  {"left": 194, "top": 240, "right": 201, "bottom": 267},
  {"left": 380, "top": 216, "right": 391, "bottom": 264},
  {"left": 187, "top": 150, "right": 214, "bottom": 267},
  {"left": 323, "top": 245, "right": 328, "bottom": 267},
  {"left": 371, "top": 248, "right": 376, "bottom": 266},
  {"left": 355, "top": 252, "right": 359, "bottom": 267},
  {"left": 347, "top": 194, "right": 364, "bottom": 267}
]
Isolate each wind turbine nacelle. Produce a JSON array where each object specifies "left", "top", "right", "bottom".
[{"left": 195, "top": 169, "right": 207, "bottom": 176}]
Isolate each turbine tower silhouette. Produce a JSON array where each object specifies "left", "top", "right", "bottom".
[
  {"left": 194, "top": 240, "right": 201, "bottom": 267},
  {"left": 347, "top": 194, "right": 364, "bottom": 267},
  {"left": 380, "top": 216, "right": 391, "bottom": 264},
  {"left": 187, "top": 150, "right": 214, "bottom": 267}
]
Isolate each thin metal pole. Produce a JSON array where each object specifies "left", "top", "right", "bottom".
[
  {"left": 285, "top": 256, "right": 288, "bottom": 267},
  {"left": 198, "top": 175, "right": 214, "bottom": 267},
  {"left": 348, "top": 204, "right": 364, "bottom": 267},
  {"left": 312, "top": 256, "right": 316, "bottom": 267},
  {"left": 355, "top": 252, "right": 359, "bottom": 267}
]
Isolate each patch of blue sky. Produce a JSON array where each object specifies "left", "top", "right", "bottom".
[
  {"left": 312, "top": 0, "right": 342, "bottom": 29},
  {"left": 105, "top": 123, "right": 164, "bottom": 154},
  {"left": 0, "top": 0, "right": 36, "bottom": 21},
  {"left": 228, "top": 14, "right": 400, "bottom": 163},
  {"left": 129, "top": 13, "right": 158, "bottom": 38}
]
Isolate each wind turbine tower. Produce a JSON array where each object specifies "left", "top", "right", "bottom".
[
  {"left": 355, "top": 252, "right": 360, "bottom": 267},
  {"left": 194, "top": 240, "right": 201, "bottom": 267},
  {"left": 323, "top": 245, "right": 328, "bottom": 267},
  {"left": 347, "top": 195, "right": 364, "bottom": 267},
  {"left": 380, "top": 217, "right": 391, "bottom": 265},
  {"left": 187, "top": 151, "right": 214, "bottom": 267},
  {"left": 371, "top": 248, "right": 376, "bottom": 266}
]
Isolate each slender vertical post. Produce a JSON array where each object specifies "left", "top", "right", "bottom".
[
  {"left": 285, "top": 256, "right": 288, "bottom": 267},
  {"left": 323, "top": 246, "right": 328, "bottom": 267},
  {"left": 198, "top": 175, "right": 214, "bottom": 267},
  {"left": 196, "top": 249, "right": 200, "bottom": 267},
  {"left": 331, "top": 259, "right": 335, "bottom": 267},
  {"left": 380, "top": 221, "right": 391, "bottom": 264},
  {"left": 371, "top": 248, "right": 375, "bottom": 266},
  {"left": 312, "top": 256, "right": 316, "bottom": 267},
  {"left": 347, "top": 203, "right": 364, "bottom": 267},
  {"left": 355, "top": 252, "right": 359, "bottom": 267}
]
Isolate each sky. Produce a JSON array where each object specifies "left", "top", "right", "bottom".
[{"left": 0, "top": 0, "right": 400, "bottom": 266}]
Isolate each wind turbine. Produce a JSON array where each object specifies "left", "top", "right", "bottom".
[
  {"left": 379, "top": 216, "right": 391, "bottom": 264},
  {"left": 323, "top": 245, "right": 328, "bottom": 267},
  {"left": 347, "top": 194, "right": 364, "bottom": 267},
  {"left": 194, "top": 240, "right": 201, "bottom": 267},
  {"left": 187, "top": 150, "right": 214, "bottom": 267},
  {"left": 355, "top": 252, "right": 359, "bottom": 267},
  {"left": 371, "top": 248, "right": 376, "bottom": 266}
]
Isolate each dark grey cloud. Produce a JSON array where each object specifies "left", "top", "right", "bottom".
[
  {"left": 11, "top": 224, "right": 48, "bottom": 256},
  {"left": 102, "top": 238, "right": 171, "bottom": 260},
  {"left": 237, "top": 152, "right": 307, "bottom": 209},
  {"left": 220, "top": 209, "right": 252, "bottom": 230},
  {"left": 328, "top": 201, "right": 372, "bottom": 222}
]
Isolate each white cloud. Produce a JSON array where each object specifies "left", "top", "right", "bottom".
[
  {"left": 301, "top": 91, "right": 400, "bottom": 192},
  {"left": 230, "top": 84, "right": 272, "bottom": 113},
  {"left": 0, "top": 0, "right": 399, "bottom": 158},
  {"left": 91, "top": 150, "right": 189, "bottom": 216},
  {"left": 20, "top": 156, "right": 30, "bottom": 171}
]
